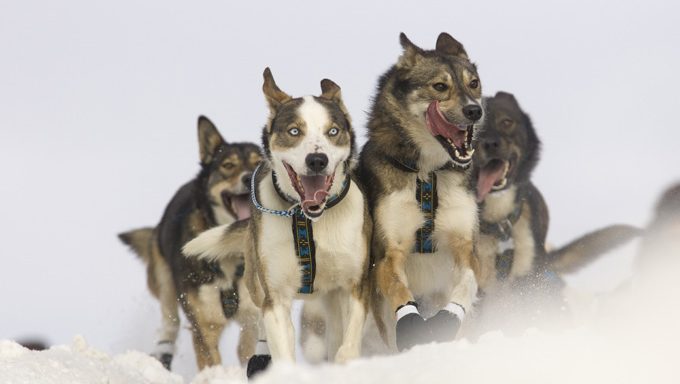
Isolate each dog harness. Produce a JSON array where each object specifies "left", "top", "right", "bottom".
[
  {"left": 387, "top": 157, "right": 459, "bottom": 254},
  {"left": 415, "top": 173, "right": 438, "bottom": 253},
  {"left": 250, "top": 164, "right": 351, "bottom": 294},
  {"left": 479, "top": 193, "right": 524, "bottom": 280}
]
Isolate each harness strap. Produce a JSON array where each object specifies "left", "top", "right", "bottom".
[
  {"left": 251, "top": 163, "right": 351, "bottom": 294},
  {"left": 479, "top": 189, "right": 525, "bottom": 280},
  {"left": 292, "top": 209, "right": 316, "bottom": 294},
  {"left": 414, "top": 172, "right": 437, "bottom": 253}
]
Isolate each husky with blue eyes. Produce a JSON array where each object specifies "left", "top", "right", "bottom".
[{"left": 184, "top": 68, "right": 371, "bottom": 377}]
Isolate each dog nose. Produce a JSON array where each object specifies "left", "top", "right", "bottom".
[
  {"left": 463, "top": 105, "right": 483, "bottom": 122},
  {"left": 305, "top": 153, "right": 329, "bottom": 173},
  {"left": 241, "top": 173, "right": 252, "bottom": 187},
  {"left": 483, "top": 137, "right": 501, "bottom": 151}
]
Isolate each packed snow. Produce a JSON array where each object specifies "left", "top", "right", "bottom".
[{"left": 3, "top": 246, "right": 678, "bottom": 383}]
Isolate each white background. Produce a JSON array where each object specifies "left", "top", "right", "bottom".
[{"left": 1, "top": 0, "right": 678, "bottom": 379}]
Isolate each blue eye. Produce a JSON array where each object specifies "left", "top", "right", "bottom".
[
  {"left": 328, "top": 127, "right": 339, "bottom": 136},
  {"left": 288, "top": 128, "right": 300, "bottom": 136}
]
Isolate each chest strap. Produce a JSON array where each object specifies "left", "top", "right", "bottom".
[
  {"left": 479, "top": 194, "right": 524, "bottom": 280},
  {"left": 292, "top": 209, "right": 316, "bottom": 294},
  {"left": 251, "top": 164, "right": 350, "bottom": 294},
  {"left": 414, "top": 172, "right": 438, "bottom": 253}
]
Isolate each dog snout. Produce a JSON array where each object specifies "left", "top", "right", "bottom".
[
  {"left": 305, "top": 153, "right": 329, "bottom": 173},
  {"left": 241, "top": 173, "right": 252, "bottom": 188},
  {"left": 462, "top": 105, "right": 483, "bottom": 122},
  {"left": 482, "top": 135, "right": 501, "bottom": 152}
]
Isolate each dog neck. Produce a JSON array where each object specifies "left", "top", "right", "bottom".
[
  {"left": 480, "top": 185, "right": 520, "bottom": 223},
  {"left": 252, "top": 161, "right": 351, "bottom": 218}
]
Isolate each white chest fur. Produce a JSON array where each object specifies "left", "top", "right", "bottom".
[
  {"left": 376, "top": 171, "right": 478, "bottom": 302},
  {"left": 477, "top": 186, "right": 536, "bottom": 291},
  {"left": 256, "top": 177, "right": 367, "bottom": 299}
]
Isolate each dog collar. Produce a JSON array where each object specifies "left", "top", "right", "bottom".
[
  {"left": 386, "top": 156, "right": 468, "bottom": 173},
  {"left": 249, "top": 164, "right": 351, "bottom": 218}
]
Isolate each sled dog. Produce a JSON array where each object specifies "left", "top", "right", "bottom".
[
  {"left": 119, "top": 117, "right": 261, "bottom": 369},
  {"left": 184, "top": 68, "right": 371, "bottom": 376},
  {"left": 358, "top": 32, "right": 484, "bottom": 351}
]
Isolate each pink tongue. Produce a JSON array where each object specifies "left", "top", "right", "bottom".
[
  {"left": 476, "top": 165, "right": 506, "bottom": 203},
  {"left": 230, "top": 195, "right": 252, "bottom": 220},
  {"left": 300, "top": 175, "right": 329, "bottom": 208},
  {"left": 426, "top": 101, "right": 465, "bottom": 146}
]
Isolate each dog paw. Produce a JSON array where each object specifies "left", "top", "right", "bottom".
[
  {"left": 246, "top": 354, "right": 271, "bottom": 378},
  {"left": 396, "top": 312, "right": 429, "bottom": 352},
  {"left": 157, "top": 353, "right": 173, "bottom": 370},
  {"left": 334, "top": 343, "right": 359, "bottom": 363},
  {"left": 427, "top": 310, "right": 461, "bottom": 343}
]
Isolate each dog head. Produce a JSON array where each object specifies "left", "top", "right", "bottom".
[
  {"left": 261, "top": 67, "right": 354, "bottom": 220},
  {"left": 197, "top": 116, "right": 262, "bottom": 222},
  {"left": 381, "top": 32, "right": 483, "bottom": 167},
  {"left": 473, "top": 92, "right": 540, "bottom": 202}
]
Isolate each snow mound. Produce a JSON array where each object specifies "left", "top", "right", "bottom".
[{"left": 0, "top": 335, "right": 182, "bottom": 384}]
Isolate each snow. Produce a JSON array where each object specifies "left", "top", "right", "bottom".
[
  {"left": 3, "top": 250, "right": 679, "bottom": 384},
  {"left": 0, "top": 336, "right": 183, "bottom": 384},
  {"left": 1, "top": 0, "right": 679, "bottom": 383}
]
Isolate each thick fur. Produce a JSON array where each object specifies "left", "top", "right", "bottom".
[
  {"left": 118, "top": 116, "right": 262, "bottom": 370},
  {"left": 358, "top": 32, "right": 484, "bottom": 350},
  {"left": 468, "top": 92, "right": 640, "bottom": 336},
  {"left": 185, "top": 69, "right": 371, "bottom": 365}
]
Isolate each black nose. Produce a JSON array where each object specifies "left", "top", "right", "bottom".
[
  {"left": 305, "top": 153, "right": 329, "bottom": 173},
  {"left": 463, "top": 105, "right": 483, "bottom": 122},
  {"left": 241, "top": 173, "right": 252, "bottom": 187},
  {"left": 482, "top": 136, "right": 501, "bottom": 151}
]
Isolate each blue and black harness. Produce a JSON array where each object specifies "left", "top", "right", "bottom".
[{"left": 250, "top": 164, "right": 351, "bottom": 294}]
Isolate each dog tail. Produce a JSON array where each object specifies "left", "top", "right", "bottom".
[
  {"left": 548, "top": 224, "right": 642, "bottom": 274},
  {"left": 183, "top": 220, "right": 250, "bottom": 261},
  {"left": 118, "top": 227, "right": 155, "bottom": 264}
]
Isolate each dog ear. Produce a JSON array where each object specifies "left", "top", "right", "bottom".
[
  {"left": 397, "top": 32, "right": 424, "bottom": 68},
  {"left": 320, "top": 78, "right": 351, "bottom": 122},
  {"left": 262, "top": 67, "right": 292, "bottom": 112},
  {"left": 197, "top": 115, "right": 226, "bottom": 166},
  {"left": 494, "top": 91, "right": 519, "bottom": 106},
  {"left": 435, "top": 32, "right": 469, "bottom": 59}
]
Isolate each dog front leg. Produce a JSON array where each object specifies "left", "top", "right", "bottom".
[
  {"left": 262, "top": 297, "right": 295, "bottom": 362},
  {"left": 376, "top": 247, "right": 430, "bottom": 351},
  {"left": 429, "top": 235, "right": 478, "bottom": 342},
  {"left": 335, "top": 286, "right": 367, "bottom": 363}
]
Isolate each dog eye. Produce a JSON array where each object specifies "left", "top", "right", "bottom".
[
  {"left": 501, "top": 118, "right": 514, "bottom": 128},
  {"left": 328, "top": 127, "right": 340, "bottom": 136},
  {"left": 288, "top": 127, "right": 300, "bottom": 136},
  {"left": 432, "top": 83, "right": 449, "bottom": 92},
  {"left": 222, "top": 162, "right": 235, "bottom": 170},
  {"left": 469, "top": 79, "right": 480, "bottom": 89}
]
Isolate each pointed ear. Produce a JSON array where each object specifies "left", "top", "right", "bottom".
[
  {"left": 397, "top": 32, "right": 424, "bottom": 68},
  {"left": 435, "top": 32, "right": 469, "bottom": 59},
  {"left": 494, "top": 91, "right": 519, "bottom": 106},
  {"left": 197, "top": 115, "right": 225, "bottom": 166},
  {"left": 262, "top": 67, "right": 292, "bottom": 112},
  {"left": 320, "top": 78, "right": 351, "bottom": 121}
]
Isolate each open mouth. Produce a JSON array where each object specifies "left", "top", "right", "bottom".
[
  {"left": 221, "top": 191, "right": 251, "bottom": 220},
  {"left": 476, "top": 159, "right": 511, "bottom": 202},
  {"left": 282, "top": 162, "right": 335, "bottom": 219},
  {"left": 425, "top": 101, "right": 475, "bottom": 166}
]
